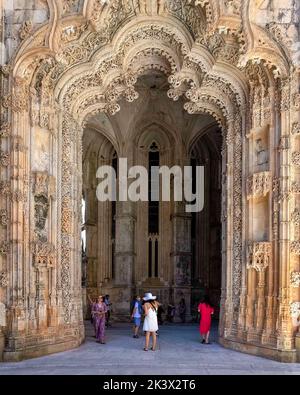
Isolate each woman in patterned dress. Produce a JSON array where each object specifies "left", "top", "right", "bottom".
[{"left": 93, "top": 295, "right": 108, "bottom": 344}]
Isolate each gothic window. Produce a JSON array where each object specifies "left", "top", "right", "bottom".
[{"left": 148, "top": 142, "right": 159, "bottom": 278}]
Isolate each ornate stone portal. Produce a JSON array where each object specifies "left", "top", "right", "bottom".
[{"left": 0, "top": 0, "right": 299, "bottom": 362}]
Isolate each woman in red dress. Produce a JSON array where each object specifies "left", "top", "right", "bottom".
[{"left": 198, "top": 295, "right": 214, "bottom": 344}]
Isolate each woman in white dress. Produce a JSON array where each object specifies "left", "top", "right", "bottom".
[{"left": 142, "top": 292, "right": 159, "bottom": 351}]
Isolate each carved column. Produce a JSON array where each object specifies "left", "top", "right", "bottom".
[
  {"left": 113, "top": 200, "right": 136, "bottom": 316},
  {"left": 170, "top": 149, "right": 192, "bottom": 320},
  {"left": 112, "top": 145, "right": 136, "bottom": 317},
  {"left": 6, "top": 78, "right": 30, "bottom": 354},
  {"left": 276, "top": 77, "right": 294, "bottom": 352}
]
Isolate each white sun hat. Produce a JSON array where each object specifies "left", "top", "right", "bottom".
[{"left": 143, "top": 292, "right": 157, "bottom": 301}]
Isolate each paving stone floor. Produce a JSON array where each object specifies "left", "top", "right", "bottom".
[{"left": 0, "top": 322, "right": 300, "bottom": 375}]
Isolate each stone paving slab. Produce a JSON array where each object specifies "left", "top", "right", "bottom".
[{"left": 0, "top": 322, "right": 300, "bottom": 375}]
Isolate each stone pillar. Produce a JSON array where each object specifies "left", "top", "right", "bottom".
[
  {"left": 276, "top": 78, "right": 294, "bottom": 354},
  {"left": 112, "top": 200, "right": 136, "bottom": 317},
  {"left": 171, "top": 200, "right": 192, "bottom": 321}
]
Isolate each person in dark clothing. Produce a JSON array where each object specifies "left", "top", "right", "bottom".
[
  {"left": 157, "top": 304, "right": 165, "bottom": 325},
  {"left": 178, "top": 298, "right": 186, "bottom": 323}
]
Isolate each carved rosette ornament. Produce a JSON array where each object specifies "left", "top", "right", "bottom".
[
  {"left": 247, "top": 242, "right": 272, "bottom": 272},
  {"left": 247, "top": 172, "right": 271, "bottom": 199}
]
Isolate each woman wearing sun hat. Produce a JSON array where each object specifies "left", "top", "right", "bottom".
[{"left": 142, "top": 292, "right": 159, "bottom": 351}]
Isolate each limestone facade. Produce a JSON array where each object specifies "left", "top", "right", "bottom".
[{"left": 0, "top": 0, "right": 299, "bottom": 362}]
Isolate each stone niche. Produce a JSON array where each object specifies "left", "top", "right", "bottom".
[{"left": 247, "top": 125, "right": 271, "bottom": 243}]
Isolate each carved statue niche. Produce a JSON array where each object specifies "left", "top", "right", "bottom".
[
  {"left": 34, "top": 194, "right": 49, "bottom": 242},
  {"left": 255, "top": 138, "right": 268, "bottom": 166}
]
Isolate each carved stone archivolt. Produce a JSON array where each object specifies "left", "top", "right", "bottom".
[{"left": 247, "top": 242, "right": 272, "bottom": 272}]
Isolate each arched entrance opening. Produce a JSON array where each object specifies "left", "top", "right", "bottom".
[{"left": 80, "top": 71, "right": 223, "bottom": 323}]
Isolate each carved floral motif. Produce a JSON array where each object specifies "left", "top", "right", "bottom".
[
  {"left": 291, "top": 272, "right": 300, "bottom": 288},
  {"left": 290, "top": 302, "right": 300, "bottom": 319},
  {"left": 247, "top": 171, "right": 271, "bottom": 199},
  {"left": 19, "top": 21, "right": 33, "bottom": 40},
  {"left": 292, "top": 152, "right": 300, "bottom": 166},
  {"left": 290, "top": 241, "right": 300, "bottom": 255},
  {"left": 31, "top": 241, "right": 56, "bottom": 268},
  {"left": 247, "top": 242, "right": 272, "bottom": 272}
]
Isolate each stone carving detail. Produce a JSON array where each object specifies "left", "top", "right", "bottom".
[
  {"left": 0, "top": 64, "right": 11, "bottom": 76},
  {"left": 290, "top": 302, "right": 300, "bottom": 319},
  {"left": 290, "top": 241, "right": 300, "bottom": 255},
  {"left": 3, "top": 78, "right": 29, "bottom": 112},
  {"left": 0, "top": 272, "right": 8, "bottom": 287},
  {"left": 34, "top": 195, "right": 49, "bottom": 242},
  {"left": 291, "top": 152, "right": 300, "bottom": 166},
  {"left": 0, "top": 209, "right": 8, "bottom": 226},
  {"left": 11, "top": 190, "right": 25, "bottom": 202},
  {"left": 278, "top": 136, "right": 290, "bottom": 151},
  {"left": 247, "top": 171, "right": 271, "bottom": 198},
  {"left": 291, "top": 182, "right": 300, "bottom": 194},
  {"left": 32, "top": 172, "right": 56, "bottom": 242},
  {"left": 291, "top": 209, "right": 300, "bottom": 226},
  {"left": 0, "top": 241, "right": 10, "bottom": 255},
  {"left": 0, "top": 181, "right": 10, "bottom": 197},
  {"left": 247, "top": 242, "right": 272, "bottom": 272},
  {"left": 291, "top": 122, "right": 300, "bottom": 136},
  {"left": 224, "top": 0, "right": 240, "bottom": 15},
  {"left": 0, "top": 123, "right": 10, "bottom": 138},
  {"left": 0, "top": 151, "right": 9, "bottom": 166},
  {"left": 19, "top": 21, "right": 33, "bottom": 40},
  {"left": 32, "top": 172, "right": 56, "bottom": 198},
  {"left": 292, "top": 93, "right": 300, "bottom": 111},
  {"left": 291, "top": 272, "right": 300, "bottom": 288},
  {"left": 31, "top": 241, "right": 56, "bottom": 268}
]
